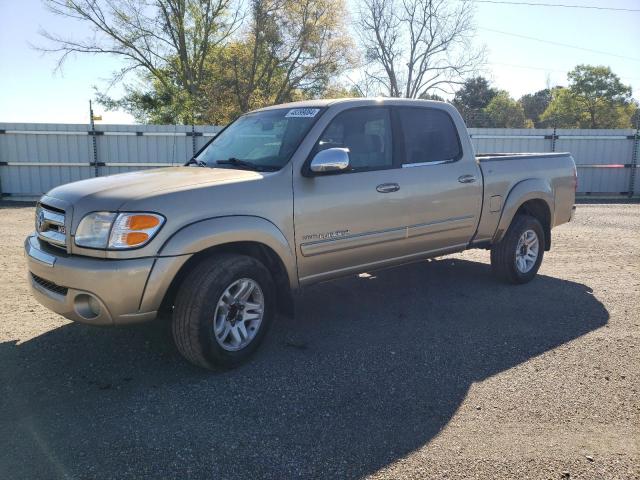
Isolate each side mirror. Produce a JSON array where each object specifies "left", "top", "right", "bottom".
[{"left": 309, "top": 148, "right": 350, "bottom": 174}]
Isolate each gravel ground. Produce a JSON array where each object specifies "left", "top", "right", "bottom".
[{"left": 0, "top": 203, "right": 638, "bottom": 480}]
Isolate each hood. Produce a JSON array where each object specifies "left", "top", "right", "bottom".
[{"left": 45, "top": 166, "right": 265, "bottom": 209}]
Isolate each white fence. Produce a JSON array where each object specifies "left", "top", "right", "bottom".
[{"left": 0, "top": 123, "right": 638, "bottom": 199}]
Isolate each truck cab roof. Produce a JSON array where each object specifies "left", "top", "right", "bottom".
[{"left": 253, "top": 97, "right": 449, "bottom": 112}]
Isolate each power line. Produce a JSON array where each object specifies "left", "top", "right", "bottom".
[
  {"left": 470, "top": 0, "right": 640, "bottom": 12},
  {"left": 480, "top": 28, "right": 640, "bottom": 62},
  {"left": 489, "top": 61, "right": 640, "bottom": 82},
  {"left": 491, "top": 61, "right": 566, "bottom": 73}
]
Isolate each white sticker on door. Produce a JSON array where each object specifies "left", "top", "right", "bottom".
[{"left": 285, "top": 108, "right": 320, "bottom": 118}]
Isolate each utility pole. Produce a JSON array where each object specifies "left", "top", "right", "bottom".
[{"left": 89, "top": 100, "right": 99, "bottom": 177}]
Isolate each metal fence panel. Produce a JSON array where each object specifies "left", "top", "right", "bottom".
[
  {"left": 0, "top": 123, "right": 221, "bottom": 199},
  {"left": 555, "top": 129, "right": 636, "bottom": 195},
  {"left": 0, "top": 123, "right": 95, "bottom": 196},
  {"left": 0, "top": 123, "right": 637, "bottom": 198},
  {"left": 468, "top": 128, "right": 554, "bottom": 154}
]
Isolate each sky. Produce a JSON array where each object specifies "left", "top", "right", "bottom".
[{"left": 0, "top": 0, "right": 639, "bottom": 125}]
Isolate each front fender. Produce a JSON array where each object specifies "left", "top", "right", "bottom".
[
  {"left": 159, "top": 215, "right": 298, "bottom": 289},
  {"left": 492, "top": 179, "right": 554, "bottom": 244}
]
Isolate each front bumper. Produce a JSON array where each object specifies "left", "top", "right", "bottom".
[{"left": 25, "top": 235, "right": 172, "bottom": 326}]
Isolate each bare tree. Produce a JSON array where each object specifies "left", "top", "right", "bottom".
[
  {"left": 39, "top": 0, "right": 242, "bottom": 115},
  {"left": 38, "top": 0, "right": 353, "bottom": 122},
  {"left": 358, "top": 0, "right": 484, "bottom": 98}
]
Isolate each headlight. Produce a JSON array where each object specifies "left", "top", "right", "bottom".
[
  {"left": 75, "top": 212, "right": 117, "bottom": 248},
  {"left": 75, "top": 212, "right": 165, "bottom": 249}
]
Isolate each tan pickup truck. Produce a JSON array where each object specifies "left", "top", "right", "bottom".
[{"left": 25, "top": 98, "right": 577, "bottom": 369}]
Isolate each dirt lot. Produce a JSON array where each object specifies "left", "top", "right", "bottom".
[{"left": 0, "top": 203, "right": 638, "bottom": 479}]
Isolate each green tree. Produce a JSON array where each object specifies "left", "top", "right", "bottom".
[
  {"left": 632, "top": 101, "right": 640, "bottom": 129},
  {"left": 539, "top": 88, "right": 584, "bottom": 128},
  {"left": 451, "top": 76, "right": 497, "bottom": 127},
  {"left": 323, "top": 84, "right": 364, "bottom": 99},
  {"left": 520, "top": 88, "right": 552, "bottom": 127},
  {"left": 452, "top": 76, "right": 497, "bottom": 111},
  {"left": 484, "top": 91, "right": 530, "bottom": 128},
  {"left": 540, "top": 65, "right": 635, "bottom": 128},
  {"left": 568, "top": 65, "right": 632, "bottom": 128}
]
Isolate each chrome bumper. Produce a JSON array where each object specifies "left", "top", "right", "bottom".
[{"left": 25, "top": 235, "right": 158, "bottom": 326}]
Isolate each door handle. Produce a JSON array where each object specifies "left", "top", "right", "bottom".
[
  {"left": 376, "top": 183, "right": 400, "bottom": 193},
  {"left": 458, "top": 175, "right": 477, "bottom": 184}
]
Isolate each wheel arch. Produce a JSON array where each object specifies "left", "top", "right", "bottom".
[
  {"left": 157, "top": 216, "right": 297, "bottom": 316},
  {"left": 493, "top": 179, "right": 554, "bottom": 251}
]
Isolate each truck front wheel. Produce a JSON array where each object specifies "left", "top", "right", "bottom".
[
  {"left": 490, "top": 214, "right": 545, "bottom": 284},
  {"left": 172, "top": 254, "right": 275, "bottom": 370}
]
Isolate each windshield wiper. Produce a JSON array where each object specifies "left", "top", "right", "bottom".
[
  {"left": 186, "top": 157, "right": 207, "bottom": 167},
  {"left": 215, "top": 157, "right": 278, "bottom": 172}
]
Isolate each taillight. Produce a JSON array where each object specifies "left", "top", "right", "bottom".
[{"left": 572, "top": 163, "right": 578, "bottom": 192}]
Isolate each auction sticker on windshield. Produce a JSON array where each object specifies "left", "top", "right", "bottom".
[{"left": 285, "top": 108, "right": 320, "bottom": 118}]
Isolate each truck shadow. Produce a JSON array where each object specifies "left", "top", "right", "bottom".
[{"left": 0, "top": 258, "right": 608, "bottom": 479}]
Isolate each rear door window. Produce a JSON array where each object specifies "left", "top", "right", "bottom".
[{"left": 397, "top": 108, "right": 462, "bottom": 165}]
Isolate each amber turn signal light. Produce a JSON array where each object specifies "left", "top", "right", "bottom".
[
  {"left": 127, "top": 214, "right": 161, "bottom": 230},
  {"left": 124, "top": 232, "right": 150, "bottom": 246}
]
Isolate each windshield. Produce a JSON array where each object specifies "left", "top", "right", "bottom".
[{"left": 195, "top": 107, "right": 323, "bottom": 170}]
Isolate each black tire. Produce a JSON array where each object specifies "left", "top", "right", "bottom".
[
  {"left": 490, "top": 214, "right": 545, "bottom": 284},
  {"left": 172, "top": 254, "right": 275, "bottom": 370}
]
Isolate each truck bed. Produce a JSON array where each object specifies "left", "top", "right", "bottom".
[{"left": 472, "top": 152, "right": 576, "bottom": 246}]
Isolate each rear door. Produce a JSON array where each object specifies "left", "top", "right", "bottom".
[{"left": 393, "top": 106, "right": 482, "bottom": 254}]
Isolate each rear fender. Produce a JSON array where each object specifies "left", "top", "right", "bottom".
[{"left": 492, "top": 179, "right": 554, "bottom": 244}]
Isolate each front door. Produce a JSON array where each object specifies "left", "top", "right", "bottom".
[{"left": 293, "top": 107, "right": 406, "bottom": 284}]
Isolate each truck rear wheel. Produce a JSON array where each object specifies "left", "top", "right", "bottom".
[
  {"left": 172, "top": 254, "right": 275, "bottom": 370},
  {"left": 490, "top": 214, "right": 545, "bottom": 284}
]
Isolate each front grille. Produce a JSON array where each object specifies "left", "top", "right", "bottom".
[
  {"left": 40, "top": 203, "right": 64, "bottom": 215},
  {"left": 36, "top": 203, "right": 67, "bottom": 250},
  {"left": 31, "top": 273, "right": 68, "bottom": 296}
]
